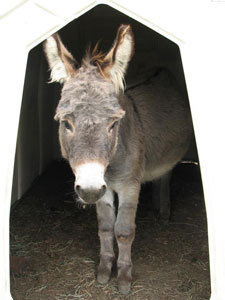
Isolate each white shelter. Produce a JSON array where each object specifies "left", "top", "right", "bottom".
[{"left": 0, "top": 1, "right": 225, "bottom": 299}]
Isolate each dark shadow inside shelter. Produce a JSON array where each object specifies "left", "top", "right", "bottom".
[{"left": 10, "top": 4, "right": 210, "bottom": 300}]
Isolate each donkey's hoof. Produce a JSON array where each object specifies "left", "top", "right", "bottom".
[
  {"left": 97, "top": 256, "right": 113, "bottom": 284},
  {"left": 97, "top": 270, "right": 111, "bottom": 284},
  {"left": 118, "top": 281, "right": 131, "bottom": 295}
]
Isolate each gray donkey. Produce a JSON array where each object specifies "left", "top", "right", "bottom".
[{"left": 44, "top": 25, "right": 192, "bottom": 294}]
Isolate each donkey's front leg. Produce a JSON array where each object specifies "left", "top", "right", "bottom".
[
  {"left": 114, "top": 184, "right": 139, "bottom": 294},
  {"left": 96, "top": 189, "right": 115, "bottom": 284}
]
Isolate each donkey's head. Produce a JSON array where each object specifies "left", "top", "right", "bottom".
[{"left": 44, "top": 25, "right": 134, "bottom": 204}]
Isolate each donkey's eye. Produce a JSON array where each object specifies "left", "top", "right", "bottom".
[
  {"left": 108, "top": 121, "right": 118, "bottom": 133},
  {"left": 63, "top": 120, "right": 73, "bottom": 131}
]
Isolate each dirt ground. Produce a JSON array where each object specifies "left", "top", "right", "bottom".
[{"left": 10, "top": 161, "right": 210, "bottom": 300}]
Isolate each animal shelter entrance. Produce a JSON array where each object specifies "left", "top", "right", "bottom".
[{"left": 9, "top": 4, "right": 211, "bottom": 300}]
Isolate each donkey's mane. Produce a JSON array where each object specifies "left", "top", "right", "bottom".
[
  {"left": 81, "top": 42, "right": 127, "bottom": 94},
  {"left": 82, "top": 43, "right": 109, "bottom": 78}
]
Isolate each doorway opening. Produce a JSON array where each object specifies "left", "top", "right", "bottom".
[{"left": 10, "top": 4, "right": 210, "bottom": 300}]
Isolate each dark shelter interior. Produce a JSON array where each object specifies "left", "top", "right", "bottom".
[{"left": 10, "top": 5, "right": 210, "bottom": 300}]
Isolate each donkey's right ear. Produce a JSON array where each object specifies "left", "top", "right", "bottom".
[{"left": 43, "top": 33, "right": 77, "bottom": 84}]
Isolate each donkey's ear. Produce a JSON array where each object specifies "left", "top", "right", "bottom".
[
  {"left": 43, "top": 33, "right": 76, "bottom": 84},
  {"left": 103, "top": 24, "right": 134, "bottom": 94}
]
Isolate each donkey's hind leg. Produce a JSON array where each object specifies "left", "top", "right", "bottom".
[
  {"left": 152, "top": 171, "right": 172, "bottom": 224},
  {"left": 96, "top": 189, "right": 115, "bottom": 284}
]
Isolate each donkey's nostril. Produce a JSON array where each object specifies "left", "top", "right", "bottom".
[
  {"left": 75, "top": 185, "right": 81, "bottom": 193},
  {"left": 101, "top": 184, "right": 106, "bottom": 194},
  {"left": 75, "top": 184, "right": 107, "bottom": 203}
]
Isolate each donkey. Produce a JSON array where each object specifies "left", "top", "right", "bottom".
[{"left": 44, "top": 25, "right": 192, "bottom": 294}]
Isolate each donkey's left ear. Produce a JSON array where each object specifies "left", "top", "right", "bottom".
[
  {"left": 103, "top": 25, "right": 134, "bottom": 94},
  {"left": 43, "top": 33, "right": 77, "bottom": 84}
]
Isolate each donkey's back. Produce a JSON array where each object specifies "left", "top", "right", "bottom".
[{"left": 125, "top": 69, "right": 192, "bottom": 182}]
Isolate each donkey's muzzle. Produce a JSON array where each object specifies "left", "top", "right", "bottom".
[
  {"left": 73, "top": 161, "right": 107, "bottom": 203},
  {"left": 75, "top": 184, "right": 106, "bottom": 204}
]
